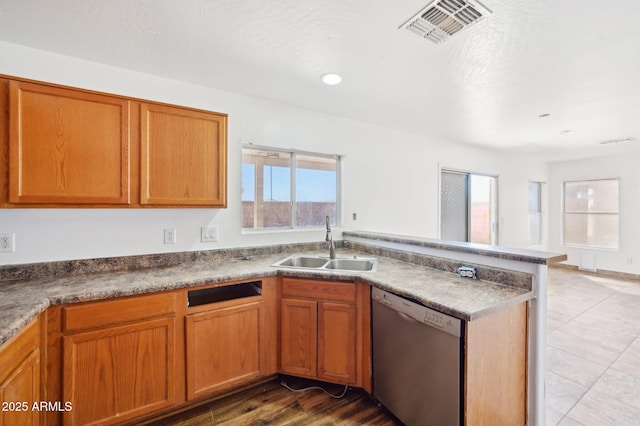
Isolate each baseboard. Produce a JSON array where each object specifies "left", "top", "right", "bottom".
[{"left": 551, "top": 263, "right": 640, "bottom": 282}]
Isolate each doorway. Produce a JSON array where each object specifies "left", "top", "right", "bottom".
[{"left": 440, "top": 170, "right": 498, "bottom": 245}]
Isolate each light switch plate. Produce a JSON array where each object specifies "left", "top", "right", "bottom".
[{"left": 201, "top": 227, "right": 218, "bottom": 242}]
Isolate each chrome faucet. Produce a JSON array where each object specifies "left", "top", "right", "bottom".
[{"left": 325, "top": 216, "right": 336, "bottom": 259}]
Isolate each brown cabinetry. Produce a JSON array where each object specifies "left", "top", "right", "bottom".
[
  {"left": 0, "top": 316, "right": 41, "bottom": 426},
  {"left": 280, "top": 278, "right": 369, "bottom": 388},
  {"left": 280, "top": 298, "right": 317, "bottom": 378},
  {"left": 184, "top": 279, "right": 278, "bottom": 401},
  {"left": 8, "top": 80, "right": 131, "bottom": 205},
  {"left": 1, "top": 77, "right": 227, "bottom": 208},
  {"left": 140, "top": 102, "right": 227, "bottom": 206},
  {"left": 186, "top": 300, "right": 264, "bottom": 399},
  {"left": 45, "top": 278, "right": 278, "bottom": 425},
  {"left": 317, "top": 301, "right": 357, "bottom": 384},
  {"left": 465, "top": 302, "right": 528, "bottom": 426},
  {"left": 53, "top": 293, "right": 178, "bottom": 426}
]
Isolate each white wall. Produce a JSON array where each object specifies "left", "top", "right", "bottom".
[
  {"left": 548, "top": 153, "right": 640, "bottom": 275},
  {"left": 0, "top": 42, "right": 548, "bottom": 265}
]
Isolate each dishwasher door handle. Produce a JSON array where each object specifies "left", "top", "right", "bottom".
[{"left": 397, "top": 311, "right": 420, "bottom": 324}]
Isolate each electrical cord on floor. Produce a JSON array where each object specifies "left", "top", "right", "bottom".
[{"left": 280, "top": 380, "right": 349, "bottom": 399}]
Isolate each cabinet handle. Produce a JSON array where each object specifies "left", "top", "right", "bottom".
[{"left": 397, "top": 311, "right": 419, "bottom": 324}]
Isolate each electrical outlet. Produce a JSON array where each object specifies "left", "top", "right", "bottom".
[
  {"left": 0, "top": 233, "right": 15, "bottom": 252},
  {"left": 458, "top": 266, "right": 477, "bottom": 279},
  {"left": 201, "top": 227, "right": 218, "bottom": 242},
  {"left": 164, "top": 228, "right": 176, "bottom": 244}
]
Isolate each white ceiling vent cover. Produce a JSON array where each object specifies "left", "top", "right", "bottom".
[
  {"left": 599, "top": 137, "right": 635, "bottom": 145},
  {"left": 400, "top": 0, "right": 492, "bottom": 44}
]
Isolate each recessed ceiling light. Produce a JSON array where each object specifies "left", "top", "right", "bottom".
[
  {"left": 538, "top": 113, "right": 550, "bottom": 118},
  {"left": 320, "top": 73, "right": 342, "bottom": 85},
  {"left": 560, "top": 130, "right": 572, "bottom": 134}
]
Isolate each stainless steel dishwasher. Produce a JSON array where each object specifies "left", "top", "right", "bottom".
[{"left": 372, "top": 287, "right": 463, "bottom": 426}]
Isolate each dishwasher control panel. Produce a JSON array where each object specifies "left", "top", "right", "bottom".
[{"left": 372, "top": 287, "right": 461, "bottom": 337}]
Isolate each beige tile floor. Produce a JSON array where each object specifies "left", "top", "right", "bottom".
[{"left": 546, "top": 268, "right": 640, "bottom": 425}]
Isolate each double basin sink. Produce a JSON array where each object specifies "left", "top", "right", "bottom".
[{"left": 273, "top": 255, "right": 377, "bottom": 272}]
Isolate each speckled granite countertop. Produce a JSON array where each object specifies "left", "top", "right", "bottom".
[{"left": 0, "top": 245, "right": 534, "bottom": 348}]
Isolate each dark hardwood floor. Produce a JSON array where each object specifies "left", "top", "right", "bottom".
[{"left": 149, "top": 376, "right": 401, "bottom": 425}]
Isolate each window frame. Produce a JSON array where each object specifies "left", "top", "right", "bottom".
[
  {"left": 241, "top": 144, "right": 342, "bottom": 231},
  {"left": 561, "top": 177, "right": 620, "bottom": 250},
  {"left": 528, "top": 181, "right": 543, "bottom": 247}
]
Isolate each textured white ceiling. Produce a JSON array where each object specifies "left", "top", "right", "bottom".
[{"left": 0, "top": 0, "right": 638, "bottom": 161}]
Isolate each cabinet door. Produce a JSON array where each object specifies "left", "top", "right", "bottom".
[
  {"left": 185, "top": 301, "right": 263, "bottom": 400},
  {"left": 465, "top": 303, "right": 527, "bottom": 426},
  {"left": 317, "top": 301, "right": 357, "bottom": 384},
  {"left": 0, "top": 318, "right": 41, "bottom": 426},
  {"left": 8, "top": 81, "right": 131, "bottom": 204},
  {"left": 0, "top": 350, "right": 40, "bottom": 426},
  {"left": 63, "top": 317, "right": 176, "bottom": 426},
  {"left": 140, "top": 102, "right": 227, "bottom": 206},
  {"left": 280, "top": 298, "right": 317, "bottom": 378}
]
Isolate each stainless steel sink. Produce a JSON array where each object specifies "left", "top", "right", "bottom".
[
  {"left": 325, "top": 258, "right": 376, "bottom": 271},
  {"left": 277, "top": 256, "right": 328, "bottom": 268},
  {"left": 273, "top": 255, "right": 377, "bottom": 272}
]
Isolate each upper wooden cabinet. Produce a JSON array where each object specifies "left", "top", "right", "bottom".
[
  {"left": 140, "top": 102, "right": 227, "bottom": 206},
  {"left": 8, "top": 80, "right": 131, "bottom": 205},
  {"left": 0, "top": 77, "right": 228, "bottom": 208}
]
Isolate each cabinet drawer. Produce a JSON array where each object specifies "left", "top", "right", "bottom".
[
  {"left": 282, "top": 278, "right": 356, "bottom": 303},
  {"left": 62, "top": 292, "right": 176, "bottom": 333}
]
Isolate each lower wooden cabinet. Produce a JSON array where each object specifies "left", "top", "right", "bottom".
[
  {"left": 280, "top": 298, "right": 318, "bottom": 378},
  {"left": 465, "top": 302, "right": 528, "bottom": 426},
  {"left": 280, "top": 278, "right": 369, "bottom": 388},
  {"left": 184, "top": 278, "right": 278, "bottom": 401},
  {"left": 46, "top": 292, "right": 179, "bottom": 426},
  {"left": 0, "top": 316, "right": 41, "bottom": 426},
  {"left": 317, "top": 301, "right": 357, "bottom": 384},
  {"left": 186, "top": 300, "right": 264, "bottom": 399},
  {"left": 40, "top": 276, "right": 365, "bottom": 424},
  {"left": 62, "top": 317, "right": 176, "bottom": 425}
]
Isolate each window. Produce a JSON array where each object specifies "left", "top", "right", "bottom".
[
  {"left": 242, "top": 147, "right": 340, "bottom": 229},
  {"left": 528, "top": 181, "right": 542, "bottom": 246},
  {"left": 440, "top": 170, "right": 498, "bottom": 245},
  {"left": 563, "top": 178, "right": 619, "bottom": 249}
]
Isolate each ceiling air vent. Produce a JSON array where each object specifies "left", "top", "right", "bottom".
[
  {"left": 400, "top": 0, "right": 492, "bottom": 44},
  {"left": 599, "top": 137, "right": 636, "bottom": 145}
]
